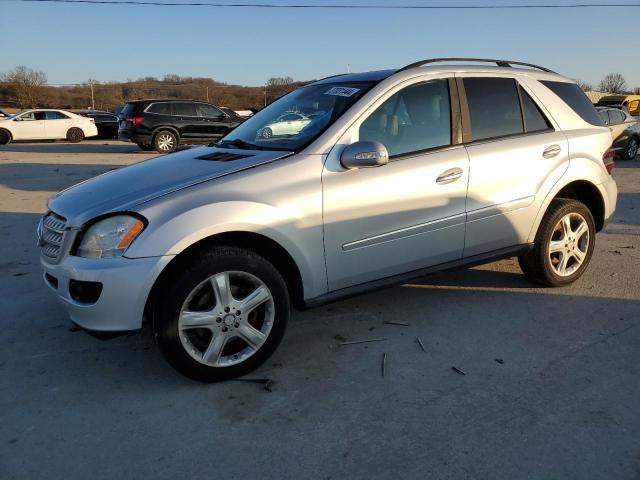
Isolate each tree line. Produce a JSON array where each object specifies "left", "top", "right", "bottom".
[
  {"left": 0, "top": 66, "right": 307, "bottom": 111},
  {"left": 1, "top": 65, "right": 638, "bottom": 113}
]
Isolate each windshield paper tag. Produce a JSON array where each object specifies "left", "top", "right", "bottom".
[{"left": 324, "top": 87, "right": 360, "bottom": 97}]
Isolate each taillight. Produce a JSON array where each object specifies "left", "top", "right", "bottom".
[
  {"left": 602, "top": 147, "right": 615, "bottom": 175},
  {"left": 127, "top": 116, "right": 144, "bottom": 126}
]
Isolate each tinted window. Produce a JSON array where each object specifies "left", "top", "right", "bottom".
[
  {"left": 45, "top": 111, "right": 69, "bottom": 120},
  {"left": 195, "top": 103, "right": 223, "bottom": 118},
  {"left": 147, "top": 103, "right": 173, "bottom": 115},
  {"left": 360, "top": 79, "right": 451, "bottom": 157},
  {"left": 608, "top": 110, "right": 625, "bottom": 125},
  {"left": 280, "top": 113, "right": 301, "bottom": 121},
  {"left": 520, "top": 87, "right": 552, "bottom": 132},
  {"left": 464, "top": 78, "right": 523, "bottom": 141},
  {"left": 120, "top": 103, "right": 139, "bottom": 117},
  {"left": 174, "top": 102, "right": 198, "bottom": 116},
  {"left": 541, "top": 81, "right": 604, "bottom": 126}
]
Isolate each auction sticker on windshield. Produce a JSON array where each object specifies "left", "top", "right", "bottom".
[{"left": 324, "top": 87, "right": 360, "bottom": 97}]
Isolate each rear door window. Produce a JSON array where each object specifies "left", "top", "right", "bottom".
[
  {"left": 598, "top": 110, "right": 610, "bottom": 125},
  {"left": 147, "top": 103, "right": 173, "bottom": 115},
  {"left": 541, "top": 81, "right": 604, "bottom": 126},
  {"left": 45, "top": 111, "right": 69, "bottom": 120},
  {"left": 463, "top": 78, "right": 524, "bottom": 141},
  {"left": 519, "top": 87, "right": 552, "bottom": 132},
  {"left": 174, "top": 102, "right": 198, "bottom": 117}
]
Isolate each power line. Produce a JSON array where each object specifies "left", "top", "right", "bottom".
[{"left": 11, "top": 0, "right": 640, "bottom": 9}]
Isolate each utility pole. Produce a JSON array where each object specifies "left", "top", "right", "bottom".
[
  {"left": 90, "top": 81, "right": 95, "bottom": 110},
  {"left": 264, "top": 88, "right": 267, "bottom": 107},
  {"left": 206, "top": 86, "right": 210, "bottom": 103}
]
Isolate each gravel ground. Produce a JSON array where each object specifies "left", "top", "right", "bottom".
[{"left": 1, "top": 140, "right": 639, "bottom": 480}]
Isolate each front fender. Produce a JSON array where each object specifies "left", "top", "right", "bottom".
[{"left": 125, "top": 200, "right": 326, "bottom": 300}]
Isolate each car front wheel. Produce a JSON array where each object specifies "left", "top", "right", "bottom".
[
  {"left": 0, "top": 129, "right": 11, "bottom": 145},
  {"left": 155, "top": 247, "right": 290, "bottom": 382},
  {"left": 519, "top": 199, "right": 595, "bottom": 287}
]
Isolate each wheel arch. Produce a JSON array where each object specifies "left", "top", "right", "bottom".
[
  {"left": 152, "top": 126, "right": 180, "bottom": 142},
  {"left": 144, "top": 230, "right": 305, "bottom": 332},
  {"left": 553, "top": 180, "right": 606, "bottom": 231}
]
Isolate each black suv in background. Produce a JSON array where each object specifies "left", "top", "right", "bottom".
[{"left": 118, "top": 99, "right": 243, "bottom": 152}]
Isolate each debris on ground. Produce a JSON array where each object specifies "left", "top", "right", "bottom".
[
  {"left": 451, "top": 366, "right": 466, "bottom": 376},
  {"left": 382, "top": 352, "right": 387, "bottom": 378},
  {"left": 233, "top": 378, "right": 274, "bottom": 392},
  {"left": 333, "top": 333, "right": 347, "bottom": 342},
  {"left": 609, "top": 250, "right": 623, "bottom": 255},
  {"left": 495, "top": 358, "right": 504, "bottom": 364},
  {"left": 340, "top": 338, "right": 387, "bottom": 346},
  {"left": 416, "top": 337, "right": 426, "bottom": 352},
  {"left": 384, "top": 320, "right": 410, "bottom": 326}
]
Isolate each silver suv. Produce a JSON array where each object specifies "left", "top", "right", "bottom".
[{"left": 39, "top": 58, "right": 618, "bottom": 381}]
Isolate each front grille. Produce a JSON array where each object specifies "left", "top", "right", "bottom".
[{"left": 39, "top": 212, "right": 67, "bottom": 261}]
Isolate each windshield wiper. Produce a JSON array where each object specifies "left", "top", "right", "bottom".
[{"left": 214, "top": 138, "right": 264, "bottom": 150}]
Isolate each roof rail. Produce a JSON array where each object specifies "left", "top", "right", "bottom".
[{"left": 398, "top": 58, "right": 555, "bottom": 73}]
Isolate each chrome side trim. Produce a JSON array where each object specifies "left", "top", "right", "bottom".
[
  {"left": 342, "top": 213, "right": 466, "bottom": 251},
  {"left": 466, "top": 196, "right": 535, "bottom": 223}
]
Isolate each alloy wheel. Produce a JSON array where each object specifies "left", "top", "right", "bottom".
[
  {"left": 178, "top": 271, "right": 275, "bottom": 367},
  {"left": 548, "top": 212, "right": 590, "bottom": 277},
  {"left": 157, "top": 133, "right": 175, "bottom": 151},
  {"left": 628, "top": 138, "right": 639, "bottom": 159}
]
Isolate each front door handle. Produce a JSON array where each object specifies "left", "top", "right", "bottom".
[
  {"left": 543, "top": 144, "right": 561, "bottom": 158},
  {"left": 436, "top": 167, "right": 463, "bottom": 185}
]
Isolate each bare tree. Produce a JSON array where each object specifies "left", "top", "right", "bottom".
[
  {"left": 598, "top": 73, "right": 628, "bottom": 94},
  {"left": 0, "top": 65, "right": 48, "bottom": 108},
  {"left": 575, "top": 79, "right": 593, "bottom": 92}
]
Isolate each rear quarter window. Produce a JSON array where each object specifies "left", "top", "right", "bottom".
[
  {"left": 120, "top": 103, "right": 140, "bottom": 117},
  {"left": 147, "top": 103, "right": 173, "bottom": 115},
  {"left": 541, "top": 81, "right": 604, "bottom": 126}
]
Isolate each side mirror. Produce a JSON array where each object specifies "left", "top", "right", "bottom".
[{"left": 340, "top": 140, "right": 389, "bottom": 169}]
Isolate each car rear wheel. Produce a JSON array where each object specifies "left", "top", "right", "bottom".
[
  {"left": 155, "top": 246, "right": 290, "bottom": 382},
  {"left": 623, "top": 136, "right": 639, "bottom": 161},
  {"left": 519, "top": 199, "right": 595, "bottom": 287},
  {"left": 66, "top": 128, "right": 84, "bottom": 143},
  {"left": 0, "top": 129, "right": 11, "bottom": 145},
  {"left": 154, "top": 130, "right": 178, "bottom": 153},
  {"left": 261, "top": 127, "right": 273, "bottom": 139}
]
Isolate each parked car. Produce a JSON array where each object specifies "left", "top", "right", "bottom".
[
  {"left": 0, "top": 108, "right": 11, "bottom": 118},
  {"left": 76, "top": 110, "right": 119, "bottom": 139},
  {"left": 0, "top": 109, "right": 98, "bottom": 144},
  {"left": 596, "top": 94, "right": 640, "bottom": 117},
  {"left": 597, "top": 106, "right": 639, "bottom": 160},
  {"left": 260, "top": 112, "right": 312, "bottom": 138},
  {"left": 39, "top": 58, "right": 617, "bottom": 382},
  {"left": 117, "top": 99, "right": 242, "bottom": 153}
]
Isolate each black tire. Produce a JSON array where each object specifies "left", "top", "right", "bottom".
[
  {"left": 66, "top": 127, "right": 84, "bottom": 143},
  {"left": 155, "top": 247, "right": 290, "bottom": 382},
  {"left": 0, "top": 129, "right": 11, "bottom": 145},
  {"left": 136, "top": 143, "right": 154, "bottom": 151},
  {"left": 518, "top": 199, "right": 596, "bottom": 287},
  {"left": 622, "top": 135, "right": 639, "bottom": 161},
  {"left": 153, "top": 130, "right": 178, "bottom": 153}
]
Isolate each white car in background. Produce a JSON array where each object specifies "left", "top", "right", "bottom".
[
  {"left": 0, "top": 109, "right": 98, "bottom": 145},
  {"left": 260, "top": 112, "right": 311, "bottom": 138}
]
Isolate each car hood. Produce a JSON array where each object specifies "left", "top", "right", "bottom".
[{"left": 48, "top": 146, "right": 292, "bottom": 227}]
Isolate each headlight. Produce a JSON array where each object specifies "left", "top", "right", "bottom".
[{"left": 77, "top": 215, "right": 145, "bottom": 259}]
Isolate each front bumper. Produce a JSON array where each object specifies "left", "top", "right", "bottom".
[{"left": 41, "top": 254, "right": 174, "bottom": 332}]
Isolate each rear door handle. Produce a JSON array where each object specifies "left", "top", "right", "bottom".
[
  {"left": 436, "top": 167, "right": 463, "bottom": 185},
  {"left": 543, "top": 144, "right": 561, "bottom": 158}
]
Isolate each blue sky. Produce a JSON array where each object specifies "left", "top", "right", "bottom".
[{"left": 1, "top": 0, "right": 639, "bottom": 88}]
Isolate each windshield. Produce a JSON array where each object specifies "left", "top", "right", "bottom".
[{"left": 220, "top": 81, "right": 373, "bottom": 151}]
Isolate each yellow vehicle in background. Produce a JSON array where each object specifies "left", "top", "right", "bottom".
[{"left": 596, "top": 95, "right": 640, "bottom": 116}]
